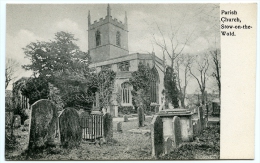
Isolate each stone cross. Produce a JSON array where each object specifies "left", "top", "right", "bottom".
[{"left": 151, "top": 115, "right": 164, "bottom": 158}]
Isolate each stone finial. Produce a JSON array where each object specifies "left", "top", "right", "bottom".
[
  {"left": 107, "top": 4, "right": 111, "bottom": 17},
  {"left": 124, "top": 11, "right": 128, "bottom": 25},
  {"left": 88, "top": 10, "right": 91, "bottom": 25}
]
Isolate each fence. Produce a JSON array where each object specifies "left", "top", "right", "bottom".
[{"left": 80, "top": 114, "right": 103, "bottom": 141}]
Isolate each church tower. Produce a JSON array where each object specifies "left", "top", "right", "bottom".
[{"left": 88, "top": 4, "right": 129, "bottom": 63}]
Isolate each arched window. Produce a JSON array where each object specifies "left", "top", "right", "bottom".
[
  {"left": 116, "top": 31, "right": 121, "bottom": 46},
  {"left": 95, "top": 30, "right": 101, "bottom": 46},
  {"left": 150, "top": 67, "right": 159, "bottom": 103},
  {"left": 121, "top": 82, "right": 132, "bottom": 105}
]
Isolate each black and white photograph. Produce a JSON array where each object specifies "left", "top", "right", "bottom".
[{"left": 3, "top": 2, "right": 256, "bottom": 161}]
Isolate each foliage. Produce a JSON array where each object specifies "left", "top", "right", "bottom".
[
  {"left": 21, "top": 76, "right": 49, "bottom": 105},
  {"left": 164, "top": 66, "right": 179, "bottom": 108},
  {"left": 94, "top": 70, "right": 116, "bottom": 110},
  {"left": 12, "top": 78, "right": 30, "bottom": 123},
  {"left": 118, "top": 106, "right": 135, "bottom": 115},
  {"left": 5, "top": 58, "right": 19, "bottom": 89},
  {"left": 129, "top": 62, "right": 154, "bottom": 111},
  {"left": 48, "top": 83, "right": 64, "bottom": 111},
  {"left": 21, "top": 31, "right": 93, "bottom": 110}
]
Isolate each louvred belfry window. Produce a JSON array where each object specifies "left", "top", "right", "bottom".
[
  {"left": 96, "top": 30, "right": 101, "bottom": 46},
  {"left": 116, "top": 31, "right": 121, "bottom": 46}
]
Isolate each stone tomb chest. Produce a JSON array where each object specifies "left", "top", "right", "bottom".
[{"left": 157, "top": 109, "right": 193, "bottom": 142}]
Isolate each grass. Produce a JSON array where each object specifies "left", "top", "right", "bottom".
[{"left": 5, "top": 117, "right": 220, "bottom": 160}]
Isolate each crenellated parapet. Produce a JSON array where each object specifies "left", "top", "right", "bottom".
[{"left": 88, "top": 4, "right": 128, "bottom": 31}]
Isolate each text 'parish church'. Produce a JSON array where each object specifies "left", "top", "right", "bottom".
[{"left": 88, "top": 4, "right": 165, "bottom": 117}]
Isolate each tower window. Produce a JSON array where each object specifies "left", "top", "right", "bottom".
[
  {"left": 116, "top": 31, "right": 121, "bottom": 46},
  {"left": 95, "top": 30, "right": 101, "bottom": 46}
]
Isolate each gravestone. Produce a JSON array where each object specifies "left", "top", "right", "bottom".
[
  {"left": 103, "top": 113, "right": 113, "bottom": 142},
  {"left": 13, "top": 115, "right": 21, "bottom": 128},
  {"left": 137, "top": 107, "right": 144, "bottom": 127},
  {"left": 123, "top": 115, "right": 128, "bottom": 122},
  {"left": 172, "top": 116, "right": 182, "bottom": 148},
  {"left": 151, "top": 115, "right": 164, "bottom": 158},
  {"left": 117, "top": 122, "right": 122, "bottom": 132},
  {"left": 164, "top": 137, "right": 173, "bottom": 154},
  {"left": 28, "top": 99, "right": 58, "bottom": 149},
  {"left": 59, "top": 107, "right": 82, "bottom": 148}
]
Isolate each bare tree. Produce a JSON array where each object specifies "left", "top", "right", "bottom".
[
  {"left": 175, "top": 54, "right": 193, "bottom": 108},
  {"left": 5, "top": 58, "right": 19, "bottom": 89},
  {"left": 189, "top": 54, "right": 210, "bottom": 105},
  {"left": 211, "top": 49, "right": 221, "bottom": 99}
]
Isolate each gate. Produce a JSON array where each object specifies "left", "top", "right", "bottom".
[{"left": 80, "top": 114, "right": 103, "bottom": 141}]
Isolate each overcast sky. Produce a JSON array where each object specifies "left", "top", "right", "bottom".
[{"left": 5, "top": 3, "right": 220, "bottom": 93}]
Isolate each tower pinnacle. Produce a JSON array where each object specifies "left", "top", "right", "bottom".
[
  {"left": 107, "top": 4, "right": 111, "bottom": 16},
  {"left": 88, "top": 10, "right": 91, "bottom": 25}
]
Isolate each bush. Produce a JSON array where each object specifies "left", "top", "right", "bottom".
[{"left": 118, "top": 106, "right": 135, "bottom": 115}]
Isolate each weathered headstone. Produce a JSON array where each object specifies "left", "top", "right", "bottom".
[
  {"left": 28, "top": 99, "right": 58, "bottom": 149},
  {"left": 172, "top": 116, "right": 182, "bottom": 148},
  {"left": 123, "top": 115, "right": 128, "bottom": 122},
  {"left": 103, "top": 113, "right": 113, "bottom": 142},
  {"left": 13, "top": 115, "right": 21, "bottom": 128},
  {"left": 59, "top": 107, "right": 82, "bottom": 148},
  {"left": 151, "top": 115, "right": 164, "bottom": 158},
  {"left": 164, "top": 137, "right": 173, "bottom": 154},
  {"left": 137, "top": 107, "right": 144, "bottom": 127},
  {"left": 117, "top": 122, "right": 122, "bottom": 132}
]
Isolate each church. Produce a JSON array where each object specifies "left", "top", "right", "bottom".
[{"left": 88, "top": 4, "right": 165, "bottom": 117}]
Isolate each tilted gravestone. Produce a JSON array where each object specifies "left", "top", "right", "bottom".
[
  {"left": 117, "top": 122, "right": 123, "bottom": 132},
  {"left": 24, "top": 119, "right": 30, "bottom": 127},
  {"left": 59, "top": 107, "right": 82, "bottom": 148},
  {"left": 172, "top": 116, "right": 182, "bottom": 148},
  {"left": 28, "top": 99, "right": 58, "bottom": 149},
  {"left": 164, "top": 137, "right": 173, "bottom": 154},
  {"left": 123, "top": 115, "right": 128, "bottom": 122},
  {"left": 137, "top": 107, "right": 145, "bottom": 127},
  {"left": 103, "top": 113, "right": 113, "bottom": 142},
  {"left": 151, "top": 115, "right": 164, "bottom": 158}
]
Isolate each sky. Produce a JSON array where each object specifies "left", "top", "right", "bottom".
[{"left": 5, "top": 3, "right": 220, "bottom": 93}]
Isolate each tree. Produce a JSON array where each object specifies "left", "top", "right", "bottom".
[
  {"left": 189, "top": 54, "right": 210, "bottom": 105},
  {"left": 211, "top": 49, "right": 221, "bottom": 99},
  {"left": 130, "top": 62, "right": 154, "bottom": 111},
  {"left": 175, "top": 54, "right": 193, "bottom": 108},
  {"left": 22, "top": 31, "right": 91, "bottom": 109},
  {"left": 164, "top": 66, "right": 179, "bottom": 108},
  {"left": 5, "top": 58, "right": 19, "bottom": 89}
]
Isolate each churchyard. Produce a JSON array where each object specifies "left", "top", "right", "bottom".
[{"left": 5, "top": 102, "right": 220, "bottom": 160}]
